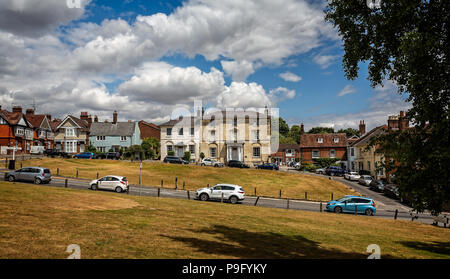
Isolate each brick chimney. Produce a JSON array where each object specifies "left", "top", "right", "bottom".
[
  {"left": 12, "top": 106, "right": 22, "bottom": 113},
  {"left": 359, "top": 120, "right": 366, "bottom": 135},
  {"left": 387, "top": 115, "right": 399, "bottom": 130},
  {"left": 94, "top": 115, "right": 98, "bottom": 123},
  {"left": 113, "top": 110, "right": 118, "bottom": 124},
  {"left": 26, "top": 108, "right": 34, "bottom": 116},
  {"left": 87, "top": 114, "right": 92, "bottom": 127},
  {"left": 105, "top": 119, "right": 108, "bottom": 123},
  {"left": 300, "top": 123, "right": 304, "bottom": 135},
  {"left": 46, "top": 114, "right": 51, "bottom": 121},
  {"left": 80, "top": 111, "right": 89, "bottom": 122},
  {"left": 398, "top": 111, "right": 409, "bottom": 132}
]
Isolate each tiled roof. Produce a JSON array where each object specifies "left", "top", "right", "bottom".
[
  {"left": 300, "top": 133, "right": 348, "bottom": 148},
  {"left": 25, "top": 114, "right": 46, "bottom": 128},
  {"left": 276, "top": 143, "right": 300, "bottom": 151},
  {"left": 0, "top": 109, "right": 24, "bottom": 125},
  {"left": 139, "top": 120, "right": 160, "bottom": 130},
  {"left": 50, "top": 119, "right": 62, "bottom": 131},
  {"left": 89, "top": 122, "right": 136, "bottom": 136},
  {"left": 351, "top": 125, "right": 386, "bottom": 147}
]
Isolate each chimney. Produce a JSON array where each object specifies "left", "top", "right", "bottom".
[
  {"left": 80, "top": 111, "right": 89, "bottom": 122},
  {"left": 359, "top": 120, "right": 366, "bottom": 135},
  {"left": 387, "top": 115, "right": 399, "bottom": 130},
  {"left": 46, "top": 114, "right": 51, "bottom": 121},
  {"left": 113, "top": 110, "right": 118, "bottom": 124},
  {"left": 300, "top": 123, "right": 305, "bottom": 135},
  {"left": 105, "top": 119, "right": 108, "bottom": 123},
  {"left": 12, "top": 106, "right": 22, "bottom": 113},
  {"left": 94, "top": 115, "right": 98, "bottom": 123},
  {"left": 398, "top": 111, "right": 409, "bottom": 132},
  {"left": 87, "top": 114, "right": 92, "bottom": 127},
  {"left": 128, "top": 120, "right": 131, "bottom": 123},
  {"left": 26, "top": 108, "right": 34, "bottom": 116}
]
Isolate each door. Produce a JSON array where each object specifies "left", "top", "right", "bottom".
[
  {"left": 177, "top": 147, "right": 184, "bottom": 157},
  {"left": 21, "top": 168, "right": 34, "bottom": 182},
  {"left": 97, "top": 177, "right": 108, "bottom": 189},
  {"left": 343, "top": 198, "right": 357, "bottom": 212},
  {"left": 80, "top": 144, "right": 85, "bottom": 152},
  {"left": 232, "top": 148, "right": 238, "bottom": 161},
  {"left": 221, "top": 186, "right": 234, "bottom": 199},
  {"left": 210, "top": 186, "right": 222, "bottom": 200}
]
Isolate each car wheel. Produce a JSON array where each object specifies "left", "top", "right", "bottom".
[
  {"left": 365, "top": 208, "right": 374, "bottom": 216},
  {"left": 8, "top": 175, "right": 15, "bottom": 182},
  {"left": 334, "top": 206, "right": 343, "bottom": 214},
  {"left": 229, "top": 196, "right": 238, "bottom": 204},
  {"left": 200, "top": 193, "right": 209, "bottom": 201},
  {"left": 91, "top": 184, "right": 97, "bottom": 190},
  {"left": 34, "top": 178, "right": 42, "bottom": 185},
  {"left": 115, "top": 186, "right": 122, "bottom": 193},
  {"left": 201, "top": 163, "right": 205, "bottom": 166}
]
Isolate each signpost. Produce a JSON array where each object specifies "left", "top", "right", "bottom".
[{"left": 5, "top": 147, "right": 22, "bottom": 170}]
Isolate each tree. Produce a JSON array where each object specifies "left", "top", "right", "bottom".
[
  {"left": 141, "top": 137, "right": 160, "bottom": 159},
  {"left": 325, "top": 1, "right": 450, "bottom": 215},
  {"left": 337, "top": 128, "right": 360, "bottom": 137},
  {"left": 278, "top": 117, "right": 290, "bottom": 137},
  {"left": 200, "top": 152, "right": 205, "bottom": 160},
  {"left": 183, "top": 151, "right": 191, "bottom": 162},
  {"left": 288, "top": 125, "right": 301, "bottom": 144},
  {"left": 307, "top": 127, "right": 334, "bottom": 134},
  {"left": 86, "top": 144, "right": 97, "bottom": 153}
]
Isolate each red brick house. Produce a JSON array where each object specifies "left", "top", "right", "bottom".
[
  {"left": 0, "top": 106, "right": 34, "bottom": 154},
  {"left": 24, "top": 108, "right": 55, "bottom": 150},
  {"left": 300, "top": 133, "right": 348, "bottom": 167},
  {"left": 138, "top": 120, "right": 160, "bottom": 140},
  {"left": 271, "top": 143, "right": 300, "bottom": 165}
]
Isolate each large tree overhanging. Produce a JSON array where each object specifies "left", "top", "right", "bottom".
[{"left": 325, "top": 0, "right": 449, "bottom": 215}]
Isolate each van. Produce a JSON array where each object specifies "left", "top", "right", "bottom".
[{"left": 30, "top": 146, "right": 45, "bottom": 155}]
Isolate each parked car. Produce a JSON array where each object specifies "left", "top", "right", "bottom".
[
  {"left": 74, "top": 152, "right": 94, "bottom": 159},
  {"left": 195, "top": 184, "right": 245, "bottom": 204},
  {"left": 227, "top": 160, "right": 250, "bottom": 168},
  {"left": 256, "top": 163, "right": 279, "bottom": 170},
  {"left": 326, "top": 166, "right": 345, "bottom": 176},
  {"left": 43, "top": 149, "right": 71, "bottom": 158},
  {"left": 30, "top": 146, "right": 45, "bottom": 155},
  {"left": 89, "top": 175, "right": 128, "bottom": 193},
  {"left": 293, "top": 162, "right": 301, "bottom": 170},
  {"left": 384, "top": 183, "right": 400, "bottom": 199},
  {"left": 95, "top": 152, "right": 121, "bottom": 160},
  {"left": 326, "top": 195, "right": 377, "bottom": 216},
  {"left": 358, "top": 175, "right": 373, "bottom": 186},
  {"left": 315, "top": 168, "right": 326, "bottom": 174},
  {"left": 6, "top": 167, "right": 52, "bottom": 184},
  {"left": 369, "top": 179, "right": 387, "bottom": 192},
  {"left": 201, "top": 158, "right": 224, "bottom": 167},
  {"left": 344, "top": 171, "right": 360, "bottom": 181},
  {"left": 163, "top": 156, "right": 189, "bottom": 164}
]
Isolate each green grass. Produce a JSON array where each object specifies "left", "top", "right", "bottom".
[
  {"left": 0, "top": 181, "right": 449, "bottom": 259},
  {"left": 18, "top": 157, "right": 357, "bottom": 201}
]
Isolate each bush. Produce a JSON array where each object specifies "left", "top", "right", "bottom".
[
  {"left": 299, "top": 162, "right": 317, "bottom": 172},
  {"left": 168, "top": 150, "right": 175, "bottom": 156},
  {"left": 183, "top": 151, "right": 191, "bottom": 162},
  {"left": 312, "top": 158, "right": 340, "bottom": 168}
]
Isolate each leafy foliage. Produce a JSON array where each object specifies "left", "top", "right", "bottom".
[
  {"left": 307, "top": 127, "right": 334, "bottom": 134},
  {"left": 337, "top": 128, "right": 360, "bottom": 137},
  {"left": 183, "top": 151, "right": 191, "bottom": 162},
  {"left": 313, "top": 158, "right": 340, "bottom": 168}
]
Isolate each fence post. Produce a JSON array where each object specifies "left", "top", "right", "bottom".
[
  {"left": 331, "top": 193, "right": 334, "bottom": 201},
  {"left": 96, "top": 172, "right": 99, "bottom": 179},
  {"left": 20, "top": 162, "right": 22, "bottom": 168},
  {"left": 221, "top": 192, "right": 224, "bottom": 203},
  {"left": 175, "top": 177, "right": 178, "bottom": 189},
  {"left": 183, "top": 181, "right": 185, "bottom": 190},
  {"left": 57, "top": 168, "right": 59, "bottom": 176},
  {"left": 254, "top": 187, "right": 256, "bottom": 196},
  {"left": 65, "top": 179, "right": 68, "bottom": 188},
  {"left": 305, "top": 192, "right": 307, "bottom": 200},
  {"left": 320, "top": 202, "right": 323, "bottom": 212},
  {"left": 158, "top": 187, "right": 160, "bottom": 197},
  {"left": 161, "top": 180, "right": 164, "bottom": 188},
  {"left": 394, "top": 209, "right": 398, "bottom": 220},
  {"left": 279, "top": 189, "right": 282, "bottom": 198},
  {"left": 76, "top": 170, "right": 78, "bottom": 178},
  {"left": 254, "top": 197, "right": 259, "bottom": 206},
  {"left": 287, "top": 199, "right": 290, "bottom": 209},
  {"left": 187, "top": 190, "right": 190, "bottom": 200}
]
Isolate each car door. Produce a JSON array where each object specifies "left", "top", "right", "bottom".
[
  {"left": 210, "top": 186, "right": 222, "bottom": 200},
  {"left": 19, "top": 168, "right": 32, "bottom": 182},
  {"left": 97, "top": 177, "right": 107, "bottom": 189},
  {"left": 354, "top": 198, "right": 370, "bottom": 213},
  {"left": 109, "top": 177, "right": 120, "bottom": 190},
  {"left": 221, "top": 186, "right": 233, "bottom": 199},
  {"left": 343, "top": 198, "right": 357, "bottom": 212}
]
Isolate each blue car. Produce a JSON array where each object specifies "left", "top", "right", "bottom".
[
  {"left": 326, "top": 195, "right": 377, "bottom": 216},
  {"left": 256, "top": 163, "right": 279, "bottom": 170},
  {"left": 74, "top": 152, "right": 94, "bottom": 159}
]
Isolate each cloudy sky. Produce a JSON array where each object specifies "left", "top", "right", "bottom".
[{"left": 0, "top": 0, "right": 410, "bottom": 131}]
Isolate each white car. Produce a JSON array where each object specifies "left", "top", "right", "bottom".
[
  {"left": 196, "top": 184, "right": 245, "bottom": 204},
  {"left": 90, "top": 175, "right": 128, "bottom": 193},
  {"left": 201, "top": 158, "right": 224, "bottom": 167},
  {"left": 315, "top": 168, "right": 326, "bottom": 174},
  {"left": 358, "top": 175, "right": 373, "bottom": 186},
  {"left": 344, "top": 172, "right": 361, "bottom": 181}
]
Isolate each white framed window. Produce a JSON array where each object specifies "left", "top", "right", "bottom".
[
  {"left": 285, "top": 149, "right": 294, "bottom": 157},
  {"left": 253, "top": 130, "right": 260, "bottom": 140},
  {"left": 312, "top": 150, "right": 320, "bottom": 158},
  {"left": 210, "top": 147, "right": 217, "bottom": 158},
  {"left": 190, "top": 127, "right": 194, "bottom": 136},
  {"left": 330, "top": 149, "right": 336, "bottom": 158},
  {"left": 333, "top": 137, "right": 339, "bottom": 143},
  {"left": 189, "top": 145, "right": 195, "bottom": 154},
  {"left": 25, "top": 129, "right": 33, "bottom": 139},
  {"left": 120, "top": 136, "right": 127, "bottom": 141},
  {"left": 351, "top": 148, "right": 355, "bottom": 156},
  {"left": 210, "top": 130, "right": 216, "bottom": 142},
  {"left": 97, "top": 136, "right": 106, "bottom": 141},
  {"left": 98, "top": 147, "right": 106, "bottom": 153},
  {"left": 65, "top": 141, "right": 77, "bottom": 153},
  {"left": 317, "top": 137, "right": 323, "bottom": 143},
  {"left": 15, "top": 127, "right": 24, "bottom": 136},
  {"left": 39, "top": 130, "right": 46, "bottom": 138},
  {"left": 65, "top": 128, "right": 75, "bottom": 137},
  {"left": 253, "top": 147, "right": 261, "bottom": 157},
  {"left": 166, "top": 128, "right": 172, "bottom": 136}
]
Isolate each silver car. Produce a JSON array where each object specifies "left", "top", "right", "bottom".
[{"left": 7, "top": 167, "right": 52, "bottom": 184}]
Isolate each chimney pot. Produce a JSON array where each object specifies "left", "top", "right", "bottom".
[
  {"left": 12, "top": 106, "right": 22, "bottom": 113},
  {"left": 113, "top": 110, "right": 118, "bottom": 124},
  {"left": 26, "top": 108, "right": 34, "bottom": 116},
  {"left": 359, "top": 120, "right": 366, "bottom": 135}
]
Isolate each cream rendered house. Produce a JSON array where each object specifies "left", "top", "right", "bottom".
[{"left": 53, "top": 115, "right": 90, "bottom": 154}]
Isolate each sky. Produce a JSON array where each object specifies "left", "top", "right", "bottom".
[{"left": 0, "top": 0, "right": 411, "bottom": 131}]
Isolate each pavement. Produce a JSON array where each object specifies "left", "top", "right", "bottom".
[{"left": 1, "top": 168, "right": 441, "bottom": 225}]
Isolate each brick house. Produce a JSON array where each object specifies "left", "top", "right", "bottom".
[
  {"left": 0, "top": 106, "right": 34, "bottom": 154},
  {"left": 138, "top": 120, "right": 160, "bottom": 140},
  {"left": 271, "top": 144, "right": 300, "bottom": 165},
  {"left": 300, "top": 133, "right": 348, "bottom": 167},
  {"left": 24, "top": 108, "right": 55, "bottom": 150}
]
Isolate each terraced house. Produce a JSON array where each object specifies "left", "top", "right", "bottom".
[
  {"left": 24, "top": 108, "right": 54, "bottom": 150},
  {"left": 300, "top": 132, "right": 348, "bottom": 168},
  {"left": 160, "top": 108, "right": 273, "bottom": 165},
  {"left": 52, "top": 113, "right": 90, "bottom": 154},
  {"left": 0, "top": 106, "right": 34, "bottom": 154},
  {"left": 89, "top": 111, "right": 142, "bottom": 152}
]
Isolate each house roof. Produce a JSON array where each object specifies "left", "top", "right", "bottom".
[
  {"left": 351, "top": 125, "right": 387, "bottom": 147},
  {"left": 0, "top": 109, "right": 26, "bottom": 126},
  {"left": 56, "top": 115, "right": 90, "bottom": 132},
  {"left": 300, "top": 133, "right": 348, "bottom": 148},
  {"left": 25, "top": 114, "right": 46, "bottom": 128},
  {"left": 50, "top": 119, "right": 62, "bottom": 131},
  {"left": 277, "top": 144, "right": 300, "bottom": 151},
  {"left": 160, "top": 117, "right": 196, "bottom": 127},
  {"left": 89, "top": 122, "right": 136, "bottom": 136},
  {"left": 138, "top": 120, "right": 160, "bottom": 130}
]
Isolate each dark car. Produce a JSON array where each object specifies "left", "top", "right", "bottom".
[
  {"left": 106, "top": 152, "right": 121, "bottom": 160},
  {"left": 256, "top": 163, "right": 279, "bottom": 170},
  {"left": 384, "top": 183, "right": 400, "bottom": 199},
  {"left": 44, "top": 149, "right": 71, "bottom": 158},
  {"left": 94, "top": 153, "right": 107, "bottom": 159},
  {"left": 228, "top": 160, "right": 250, "bottom": 168},
  {"left": 326, "top": 166, "right": 345, "bottom": 176},
  {"left": 163, "top": 156, "right": 188, "bottom": 164},
  {"left": 369, "top": 179, "right": 387, "bottom": 192}
]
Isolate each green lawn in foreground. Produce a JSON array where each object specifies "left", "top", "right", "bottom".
[{"left": 0, "top": 182, "right": 449, "bottom": 259}]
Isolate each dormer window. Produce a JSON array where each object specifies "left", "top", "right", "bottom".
[{"left": 317, "top": 137, "right": 323, "bottom": 143}]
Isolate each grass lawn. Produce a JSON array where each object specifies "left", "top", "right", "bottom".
[
  {"left": 17, "top": 157, "right": 356, "bottom": 201},
  {"left": 0, "top": 182, "right": 449, "bottom": 259}
]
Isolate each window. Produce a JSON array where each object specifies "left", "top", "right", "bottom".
[
  {"left": 98, "top": 147, "right": 106, "bottom": 152},
  {"left": 253, "top": 130, "right": 260, "bottom": 140},
  {"left": 333, "top": 137, "right": 339, "bottom": 143},
  {"left": 178, "top": 128, "right": 183, "bottom": 135},
  {"left": 210, "top": 147, "right": 217, "bottom": 158},
  {"left": 39, "top": 130, "right": 46, "bottom": 138},
  {"left": 317, "top": 137, "right": 323, "bottom": 143},
  {"left": 166, "top": 128, "right": 172, "bottom": 136},
  {"left": 210, "top": 130, "right": 216, "bottom": 141},
  {"left": 65, "top": 128, "right": 75, "bottom": 137},
  {"left": 285, "top": 149, "right": 294, "bottom": 157},
  {"left": 167, "top": 145, "right": 173, "bottom": 152},
  {"left": 351, "top": 148, "right": 355, "bottom": 156},
  {"left": 233, "top": 130, "right": 237, "bottom": 141},
  {"left": 330, "top": 149, "right": 336, "bottom": 158},
  {"left": 189, "top": 145, "right": 195, "bottom": 154},
  {"left": 367, "top": 161, "right": 371, "bottom": 171},
  {"left": 312, "top": 150, "right": 320, "bottom": 158},
  {"left": 120, "top": 136, "right": 127, "bottom": 141},
  {"left": 65, "top": 141, "right": 76, "bottom": 153},
  {"left": 97, "top": 136, "right": 105, "bottom": 141},
  {"left": 351, "top": 162, "right": 355, "bottom": 170},
  {"left": 233, "top": 117, "right": 237, "bottom": 127},
  {"left": 190, "top": 127, "right": 194, "bottom": 136},
  {"left": 15, "top": 127, "right": 24, "bottom": 136},
  {"left": 253, "top": 147, "right": 261, "bottom": 157}
]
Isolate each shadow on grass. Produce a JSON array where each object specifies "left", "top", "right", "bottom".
[
  {"left": 399, "top": 241, "right": 450, "bottom": 257},
  {"left": 161, "top": 224, "right": 387, "bottom": 259}
]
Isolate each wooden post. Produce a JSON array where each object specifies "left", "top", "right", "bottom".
[
  {"left": 394, "top": 209, "right": 398, "bottom": 220},
  {"left": 254, "top": 197, "right": 259, "bottom": 206},
  {"left": 305, "top": 192, "right": 307, "bottom": 200},
  {"left": 331, "top": 193, "right": 334, "bottom": 200},
  {"left": 157, "top": 187, "right": 160, "bottom": 197},
  {"left": 279, "top": 189, "right": 282, "bottom": 198},
  {"left": 57, "top": 168, "right": 59, "bottom": 176},
  {"left": 254, "top": 187, "right": 256, "bottom": 196},
  {"left": 65, "top": 179, "right": 68, "bottom": 188},
  {"left": 221, "top": 192, "right": 224, "bottom": 203},
  {"left": 20, "top": 162, "right": 22, "bottom": 168},
  {"left": 96, "top": 172, "right": 99, "bottom": 179},
  {"left": 187, "top": 190, "right": 190, "bottom": 200},
  {"left": 76, "top": 170, "right": 78, "bottom": 178},
  {"left": 287, "top": 199, "right": 290, "bottom": 209},
  {"left": 183, "top": 181, "right": 185, "bottom": 190},
  {"left": 320, "top": 202, "right": 323, "bottom": 212},
  {"left": 161, "top": 180, "right": 164, "bottom": 188},
  {"left": 175, "top": 177, "right": 178, "bottom": 189}
]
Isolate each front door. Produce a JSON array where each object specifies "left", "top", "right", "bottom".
[
  {"left": 177, "top": 147, "right": 184, "bottom": 157},
  {"left": 232, "top": 148, "right": 238, "bottom": 161},
  {"left": 80, "top": 144, "right": 85, "bottom": 152}
]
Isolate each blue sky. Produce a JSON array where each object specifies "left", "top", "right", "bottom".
[{"left": 0, "top": 0, "right": 410, "bottom": 130}]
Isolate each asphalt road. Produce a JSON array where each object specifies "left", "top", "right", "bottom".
[{"left": 0, "top": 169, "right": 437, "bottom": 225}]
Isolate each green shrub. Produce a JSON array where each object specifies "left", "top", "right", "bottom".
[
  {"left": 168, "top": 150, "right": 175, "bottom": 156},
  {"left": 183, "top": 151, "right": 191, "bottom": 162}
]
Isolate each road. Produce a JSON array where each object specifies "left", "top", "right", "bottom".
[{"left": 0, "top": 169, "right": 437, "bottom": 225}]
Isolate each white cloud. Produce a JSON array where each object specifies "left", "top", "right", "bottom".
[
  {"left": 216, "top": 82, "right": 272, "bottom": 108},
  {"left": 337, "top": 85, "right": 357, "bottom": 97},
  {"left": 221, "top": 60, "right": 256, "bottom": 82},
  {"left": 269, "top": 87, "right": 296, "bottom": 103},
  {"left": 313, "top": 54, "right": 339, "bottom": 69},
  {"left": 279, "top": 72, "right": 302, "bottom": 82}
]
